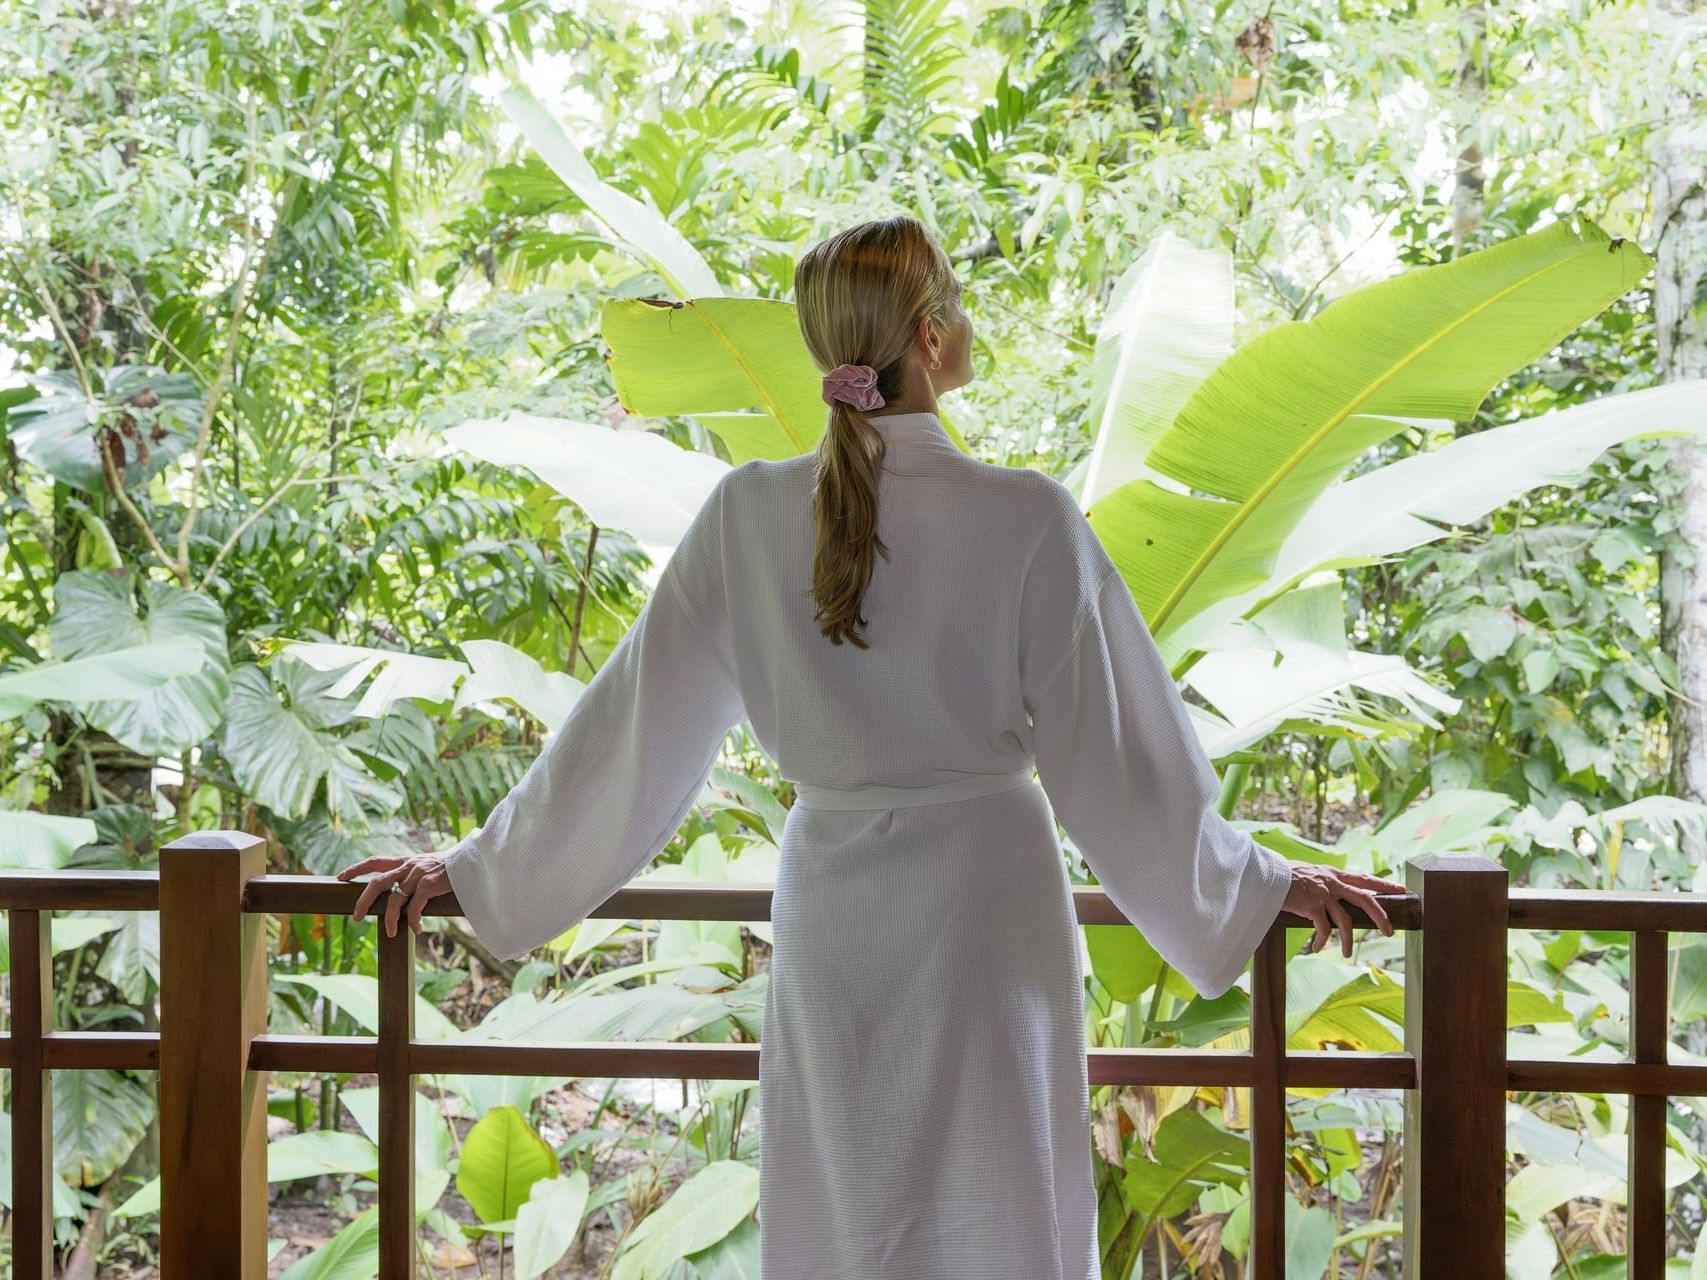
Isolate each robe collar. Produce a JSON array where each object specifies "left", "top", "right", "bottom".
[{"left": 864, "top": 410, "right": 953, "bottom": 451}]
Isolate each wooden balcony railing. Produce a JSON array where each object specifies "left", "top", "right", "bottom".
[{"left": 0, "top": 836, "right": 1690, "bottom": 1277}]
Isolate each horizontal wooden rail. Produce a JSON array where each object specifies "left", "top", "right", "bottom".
[
  {"left": 16, "top": 868, "right": 1707, "bottom": 931},
  {"left": 7, "top": 1030, "right": 1695, "bottom": 1096}
]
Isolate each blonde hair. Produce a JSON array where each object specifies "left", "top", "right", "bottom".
[{"left": 793, "top": 216, "right": 960, "bottom": 648}]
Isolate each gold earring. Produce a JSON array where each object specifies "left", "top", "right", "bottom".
[{"left": 929, "top": 355, "right": 942, "bottom": 371}]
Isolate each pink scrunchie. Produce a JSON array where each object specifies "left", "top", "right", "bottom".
[{"left": 821, "top": 363, "right": 885, "bottom": 412}]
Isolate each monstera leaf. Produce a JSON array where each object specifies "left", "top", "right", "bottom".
[
  {"left": 218, "top": 662, "right": 405, "bottom": 842},
  {"left": 47, "top": 570, "right": 230, "bottom": 755},
  {"left": 5, "top": 365, "right": 202, "bottom": 492},
  {"left": 0, "top": 812, "right": 98, "bottom": 870},
  {"left": 279, "top": 634, "right": 585, "bottom": 731},
  {"left": 0, "top": 643, "right": 203, "bottom": 720},
  {"left": 270, "top": 809, "right": 416, "bottom": 877}
]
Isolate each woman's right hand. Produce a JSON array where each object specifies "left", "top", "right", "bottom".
[{"left": 1282, "top": 863, "right": 1408, "bottom": 957}]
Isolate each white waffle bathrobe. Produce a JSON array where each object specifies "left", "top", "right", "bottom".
[{"left": 442, "top": 410, "right": 1293, "bottom": 1280}]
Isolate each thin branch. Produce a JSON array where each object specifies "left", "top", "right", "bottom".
[
  {"left": 24, "top": 271, "right": 94, "bottom": 402},
  {"left": 1292, "top": 205, "right": 1398, "bottom": 320},
  {"left": 195, "top": 455, "right": 347, "bottom": 591},
  {"left": 974, "top": 291, "right": 1095, "bottom": 353},
  {"left": 97, "top": 428, "right": 180, "bottom": 580}
]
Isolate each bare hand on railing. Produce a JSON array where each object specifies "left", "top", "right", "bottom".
[
  {"left": 336, "top": 854, "right": 452, "bottom": 938},
  {"left": 1283, "top": 863, "right": 1408, "bottom": 957}
]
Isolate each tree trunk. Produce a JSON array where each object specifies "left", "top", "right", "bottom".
[
  {"left": 1451, "top": 3, "right": 1487, "bottom": 254},
  {"left": 1655, "top": 0, "right": 1707, "bottom": 873}
]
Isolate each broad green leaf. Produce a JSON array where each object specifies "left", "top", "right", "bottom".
[
  {"left": 0, "top": 643, "right": 204, "bottom": 719},
  {"left": 650, "top": 832, "right": 744, "bottom": 967},
  {"left": 278, "top": 641, "right": 466, "bottom": 721},
  {"left": 497, "top": 84, "right": 721, "bottom": 299},
  {"left": 273, "top": 811, "right": 418, "bottom": 879},
  {"left": 49, "top": 915, "right": 117, "bottom": 954},
  {"left": 1365, "top": 789, "right": 1516, "bottom": 859},
  {"left": 265, "top": 1131, "right": 380, "bottom": 1183},
  {"left": 600, "top": 295, "right": 975, "bottom": 464},
  {"left": 0, "top": 811, "right": 97, "bottom": 870},
  {"left": 1506, "top": 980, "right": 1572, "bottom": 1027},
  {"left": 48, "top": 569, "right": 230, "bottom": 755},
  {"left": 1672, "top": 942, "right": 1707, "bottom": 1021},
  {"left": 1506, "top": 1163, "right": 1621, "bottom": 1221},
  {"left": 1088, "top": 216, "right": 1652, "bottom": 643},
  {"left": 0, "top": 1120, "right": 85, "bottom": 1218},
  {"left": 456, "top": 1104, "right": 558, "bottom": 1226},
  {"left": 1287, "top": 1200, "right": 1339, "bottom": 1279},
  {"left": 609, "top": 1160, "right": 759, "bottom": 1280},
  {"left": 1085, "top": 923, "right": 1164, "bottom": 1004},
  {"left": 273, "top": 972, "right": 461, "bottom": 1041},
  {"left": 337, "top": 1086, "right": 453, "bottom": 1179},
  {"left": 1082, "top": 228, "right": 1235, "bottom": 509},
  {"left": 54, "top": 1068, "right": 153, "bottom": 1186},
  {"left": 276, "top": 1204, "right": 379, "bottom": 1280},
  {"left": 1171, "top": 378, "right": 1707, "bottom": 664},
  {"left": 1293, "top": 1002, "right": 1402, "bottom": 1052},
  {"left": 218, "top": 665, "right": 401, "bottom": 826},
  {"left": 1182, "top": 575, "right": 1462, "bottom": 757},
  {"left": 455, "top": 638, "right": 582, "bottom": 730},
  {"left": 6, "top": 365, "right": 202, "bottom": 492},
  {"left": 1123, "top": 1106, "right": 1246, "bottom": 1246},
  {"left": 515, "top": 1171, "right": 591, "bottom": 1279},
  {"left": 1462, "top": 604, "right": 1518, "bottom": 662},
  {"left": 441, "top": 412, "right": 731, "bottom": 553},
  {"left": 274, "top": 1171, "right": 447, "bottom": 1280},
  {"left": 682, "top": 1213, "right": 762, "bottom": 1277}
]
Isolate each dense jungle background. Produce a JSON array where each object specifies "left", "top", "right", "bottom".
[{"left": 4, "top": 0, "right": 1707, "bottom": 1275}]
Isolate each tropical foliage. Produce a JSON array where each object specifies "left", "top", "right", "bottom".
[{"left": 3, "top": 0, "right": 1706, "bottom": 1276}]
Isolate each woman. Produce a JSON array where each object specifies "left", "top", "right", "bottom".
[{"left": 340, "top": 215, "right": 1407, "bottom": 1278}]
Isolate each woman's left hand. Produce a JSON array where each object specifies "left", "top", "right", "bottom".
[{"left": 336, "top": 854, "right": 452, "bottom": 938}]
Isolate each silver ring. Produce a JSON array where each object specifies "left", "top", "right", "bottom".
[{"left": 389, "top": 881, "right": 408, "bottom": 896}]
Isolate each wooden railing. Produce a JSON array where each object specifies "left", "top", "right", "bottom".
[{"left": 0, "top": 836, "right": 1691, "bottom": 1277}]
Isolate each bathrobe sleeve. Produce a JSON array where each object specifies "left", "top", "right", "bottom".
[
  {"left": 1019, "top": 481, "right": 1293, "bottom": 1000},
  {"left": 440, "top": 469, "right": 746, "bottom": 962}
]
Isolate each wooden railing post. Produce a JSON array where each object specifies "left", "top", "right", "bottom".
[
  {"left": 8, "top": 906, "right": 53, "bottom": 1278},
  {"left": 1402, "top": 852, "right": 1508, "bottom": 1278},
  {"left": 159, "top": 831, "right": 271, "bottom": 1279},
  {"left": 378, "top": 918, "right": 417, "bottom": 1276},
  {"left": 1627, "top": 929, "right": 1668, "bottom": 1278},
  {"left": 1248, "top": 922, "right": 1289, "bottom": 1278}
]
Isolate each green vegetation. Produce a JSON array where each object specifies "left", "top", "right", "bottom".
[{"left": 3, "top": 0, "right": 1706, "bottom": 1275}]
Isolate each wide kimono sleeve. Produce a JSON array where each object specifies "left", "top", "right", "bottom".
[
  {"left": 440, "top": 469, "right": 747, "bottom": 962},
  {"left": 1019, "top": 481, "right": 1293, "bottom": 1000}
]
